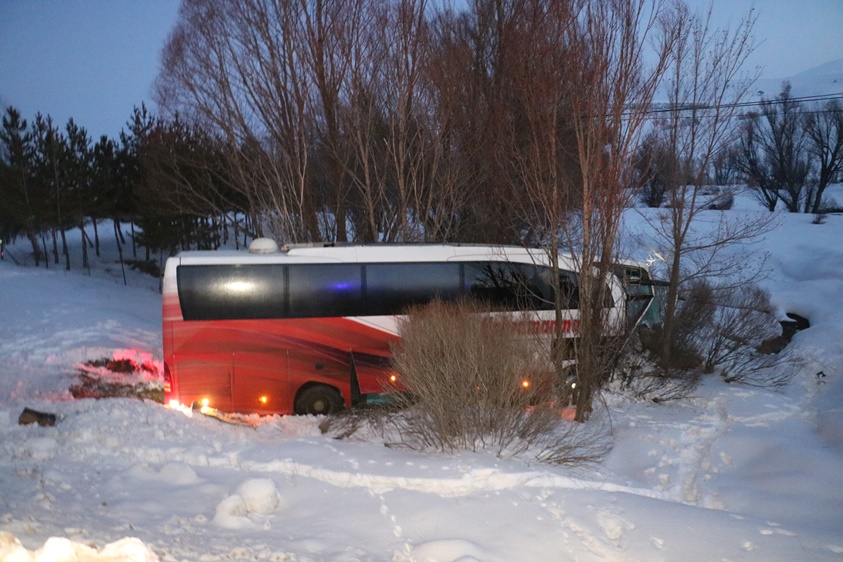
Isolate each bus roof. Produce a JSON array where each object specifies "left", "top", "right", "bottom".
[{"left": 169, "top": 243, "right": 580, "bottom": 269}]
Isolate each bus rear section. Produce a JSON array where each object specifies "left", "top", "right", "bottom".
[
  {"left": 162, "top": 255, "right": 401, "bottom": 416},
  {"left": 162, "top": 317, "right": 396, "bottom": 415}
]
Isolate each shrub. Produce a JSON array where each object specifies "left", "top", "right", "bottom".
[
  {"left": 383, "top": 299, "right": 610, "bottom": 464},
  {"left": 812, "top": 212, "right": 828, "bottom": 225},
  {"left": 613, "top": 347, "right": 700, "bottom": 403},
  {"left": 817, "top": 197, "right": 841, "bottom": 214},
  {"left": 126, "top": 259, "right": 161, "bottom": 277},
  {"left": 705, "top": 193, "right": 734, "bottom": 211},
  {"left": 669, "top": 281, "right": 795, "bottom": 387}
]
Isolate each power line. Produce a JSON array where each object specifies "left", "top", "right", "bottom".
[{"left": 628, "top": 92, "right": 843, "bottom": 117}]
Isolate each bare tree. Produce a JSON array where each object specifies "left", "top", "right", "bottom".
[
  {"left": 336, "top": 2, "right": 392, "bottom": 242},
  {"left": 156, "top": 0, "right": 327, "bottom": 242},
  {"left": 157, "top": 0, "right": 475, "bottom": 244},
  {"left": 567, "top": 0, "right": 680, "bottom": 421},
  {"left": 639, "top": 3, "right": 775, "bottom": 366},
  {"left": 384, "top": 0, "right": 476, "bottom": 242},
  {"left": 337, "top": 0, "right": 482, "bottom": 243},
  {"left": 503, "top": 0, "right": 676, "bottom": 421},
  {"left": 736, "top": 118, "right": 776, "bottom": 211},
  {"left": 634, "top": 131, "right": 678, "bottom": 208},
  {"left": 709, "top": 143, "right": 741, "bottom": 186},
  {"left": 737, "top": 83, "right": 810, "bottom": 213},
  {"left": 803, "top": 99, "right": 843, "bottom": 214},
  {"left": 498, "top": 0, "right": 581, "bottom": 417},
  {"left": 301, "top": 0, "right": 365, "bottom": 242}
]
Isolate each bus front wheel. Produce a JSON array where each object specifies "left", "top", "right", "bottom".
[{"left": 295, "top": 385, "right": 344, "bottom": 415}]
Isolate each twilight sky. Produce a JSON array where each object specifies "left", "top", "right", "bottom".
[{"left": 0, "top": 0, "right": 841, "bottom": 140}]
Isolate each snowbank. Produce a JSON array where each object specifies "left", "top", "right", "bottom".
[{"left": 1, "top": 203, "right": 842, "bottom": 560}]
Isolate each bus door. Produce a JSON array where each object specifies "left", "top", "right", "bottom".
[
  {"left": 614, "top": 265, "right": 663, "bottom": 329},
  {"left": 232, "top": 351, "right": 290, "bottom": 414}
]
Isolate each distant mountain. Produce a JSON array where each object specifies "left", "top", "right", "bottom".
[{"left": 753, "top": 59, "right": 843, "bottom": 99}]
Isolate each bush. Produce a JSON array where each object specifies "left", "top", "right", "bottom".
[
  {"left": 126, "top": 259, "right": 161, "bottom": 277},
  {"left": 613, "top": 347, "right": 700, "bottom": 403},
  {"left": 817, "top": 197, "right": 841, "bottom": 214},
  {"left": 670, "top": 281, "right": 795, "bottom": 387},
  {"left": 383, "top": 300, "right": 610, "bottom": 464}
]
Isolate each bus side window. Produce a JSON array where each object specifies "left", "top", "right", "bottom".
[
  {"left": 177, "top": 264, "right": 286, "bottom": 320},
  {"left": 365, "top": 263, "right": 462, "bottom": 316},
  {"left": 556, "top": 271, "right": 580, "bottom": 310},
  {"left": 465, "top": 262, "right": 554, "bottom": 311},
  {"left": 288, "top": 264, "right": 364, "bottom": 318}
]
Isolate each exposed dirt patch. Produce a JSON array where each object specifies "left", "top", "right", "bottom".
[
  {"left": 69, "top": 353, "right": 164, "bottom": 403},
  {"left": 758, "top": 312, "right": 810, "bottom": 354}
]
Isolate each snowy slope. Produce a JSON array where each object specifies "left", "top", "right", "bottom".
[
  {"left": 754, "top": 58, "right": 843, "bottom": 99},
  {"left": 1, "top": 194, "right": 842, "bottom": 561}
]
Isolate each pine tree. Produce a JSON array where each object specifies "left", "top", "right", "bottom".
[{"left": 0, "top": 107, "right": 44, "bottom": 264}]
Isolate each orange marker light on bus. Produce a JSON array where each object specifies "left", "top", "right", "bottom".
[
  {"left": 259, "top": 395, "right": 268, "bottom": 404},
  {"left": 390, "top": 374, "right": 398, "bottom": 383}
]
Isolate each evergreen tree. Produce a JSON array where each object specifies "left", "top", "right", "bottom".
[
  {"left": 0, "top": 107, "right": 43, "bottom": 264},
  {"left": 91, "top": 135, "right": 119, "bottom": 257},
  {"left": 64, "top": 118, "right": 93, "bottom": 271},
  {"left": 31, "top": 113, "right": 72, "bottom": 269}
]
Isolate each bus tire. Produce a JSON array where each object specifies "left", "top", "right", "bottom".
[{"left": 295, "top": 385, "right": 344, "bottom": 415}]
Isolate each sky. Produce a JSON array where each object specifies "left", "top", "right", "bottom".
[
  {"left": 684, "top": 0, "right": 843, "bottom": 77},
  {"left": 0, "top": 1, "right": 180, "bottom": 139},
  {"left": 0, "top": 0, "right": 841, "bottom": 140}
]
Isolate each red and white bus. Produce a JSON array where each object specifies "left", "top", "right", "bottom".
[{"left": 162, "top": 239, "right": 654, "bottom": 415}]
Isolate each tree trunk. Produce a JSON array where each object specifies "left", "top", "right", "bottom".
[
  {"left": 51, "top": 229, "right": 59, "bottom": 264},
  {"left": 60, "top": 229, "right": 70, "bottom": 271},
  {"left": 79, "top": 224, "right": 90, "bottom": 273},
  {"left": 27, "top": 230, "right": 42, "bottom": 266},
  {"left": 660, "top": 249, "right": 683, "bottom": 364},
  {"left": 93, "top": 219, "right": 101, "bottom": 257},
  {"left": 114, "top": 221, "right": 127, "bottom": 285},
  {"left": 41, "top": 234, "right": 49, "bottom": 269},
  {"left": 131, "top": 222, "right": 137, "bottom": 258},
  {"left": 114, "top": 217, "right": 126, "bottom": 244}
]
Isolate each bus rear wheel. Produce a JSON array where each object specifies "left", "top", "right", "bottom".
[{"left": 295, "top": 385, "right": 344, "bottom": 415}]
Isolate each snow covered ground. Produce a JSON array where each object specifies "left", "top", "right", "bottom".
[{"left": 1, "top": 191, "right": 842, "bottom": 561}]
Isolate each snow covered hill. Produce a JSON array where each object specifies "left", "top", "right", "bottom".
[
  {"left": 754, "top": 58, "right": 843, "bottom": 99},
  {"left": 1, "top": 192, "right": 842, "bottom": 561}
]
